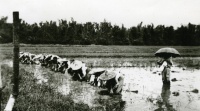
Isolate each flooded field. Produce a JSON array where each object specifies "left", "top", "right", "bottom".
[
  {"left": 1, "top": 57, "right": 200, "bottom": 111},
  {"left": 1, "top": 58, "right": 200, "bottom": 111}
]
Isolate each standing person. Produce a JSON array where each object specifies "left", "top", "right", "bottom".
[
  {"left": 158, "top": 56, "right": 173, "bottom": 85},
  {"left": 99, "top": 70, "right": 124, "bottom": 95},
  {"left": 155, "top": 47, "right": 180, "bottom": 84}
]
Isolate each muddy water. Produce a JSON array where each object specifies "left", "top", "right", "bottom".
[
  {"left": 1, "top": 59, "right": 200, "bottom": 111},
  {"left": 120, "top": 67, "right": 200, "bottom": 111}
]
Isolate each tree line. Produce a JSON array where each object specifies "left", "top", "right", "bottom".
[{"left": 0, "top": 16, "right": 200, "bottom": 45}]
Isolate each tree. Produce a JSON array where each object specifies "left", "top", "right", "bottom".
[
  {"left": 0, "top": 16, "right": 12, "bottom": 43},
  {"left": 98, "top": 19, "right": 112, "bottom": 45},
  {"left": 1, "top": 16, "right": 200, "bottom": 46}
]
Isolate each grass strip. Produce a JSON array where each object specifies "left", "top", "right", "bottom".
[{"left": 1, "top": 65, "right": 91, "bottom": 111}]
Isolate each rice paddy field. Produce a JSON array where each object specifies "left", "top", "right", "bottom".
[
  {"left": 0, "top": 44, "right": 200, "bottom": 58},
  {"left": 0, "top": 44, "right": 200, "bottom": 111}
]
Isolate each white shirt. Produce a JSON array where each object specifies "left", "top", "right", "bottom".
[{"left": 158, "top": 61, "right": 168, "bottom": 72}]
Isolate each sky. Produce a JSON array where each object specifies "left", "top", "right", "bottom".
[{"left": 1, "top": 0, "right": 200, "bottom": 28}]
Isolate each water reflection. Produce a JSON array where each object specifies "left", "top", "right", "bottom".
[
  {"left": 94, "top": 94, "right": 126, "bottom": 111},
  {"left": 155, "top": 84, "right": 175, "bottom": 111}
]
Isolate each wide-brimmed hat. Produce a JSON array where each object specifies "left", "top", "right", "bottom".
[
  {"left": 32, "top": 54, "right": 43, "bottom": 60},
  {"left": 50, "top": 55, "right": 60, "bottom": 60},
  {"left": 70, "top": 60, "right": 83, "bottom": 70},
  {"left": 88, "top": 68, "right": 106, "bottom": 75},
  {"left": 57, "top": 58, "right": 68, "bottom": 63},
  {"left": 99, "top": 70, "right": 116, "bottom": 81}
]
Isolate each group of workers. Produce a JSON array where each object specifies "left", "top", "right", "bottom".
[
  {"left": 19, "top": 52, "right": 173, "bottom": 95},
  {"left": 19, "top": 52, "right": 125, "bottom": 95}
]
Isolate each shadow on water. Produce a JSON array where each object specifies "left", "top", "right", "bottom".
[{"left": 98, "top": 90, "right": 110, "bottom": 95}]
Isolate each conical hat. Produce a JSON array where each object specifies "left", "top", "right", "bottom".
[
  {"left": 99, "top": 71, "right": 116, "bottom": 81},
  {"left": 70, "top": 60, "right": 83, "bottom": 70},
  {"left": 88, "top": 68, "right": 106, "bottom": 75},
  {"left": 57, "top": 58, "right": 68, "bottom": 63},
  {"left": 32, "top": 54, "right": 42, "bottom": 60}
]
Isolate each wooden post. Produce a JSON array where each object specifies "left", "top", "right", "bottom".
[
  {"left": 0, "top": 64, "right": 2, "bottom": 111},
  {"left": 12, "top": 12, "right": 19, "bottom": 98}
]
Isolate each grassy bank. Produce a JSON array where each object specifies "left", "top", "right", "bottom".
[
  {"left": 1, "top": 65, "right": 12, "bottom": 111},
  {"left": 1, "top": 65, "right": 91, "bottom": 111},
  {"left": 1, "top": 64, "right": 127, "bottom": 111}
]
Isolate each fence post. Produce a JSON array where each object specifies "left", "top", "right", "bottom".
[
  {"left": 0, "top": 64, "right": 2, "bottom": 111},
  {"left": 12, "top": 11, "right": 19, "bottom": 98}
]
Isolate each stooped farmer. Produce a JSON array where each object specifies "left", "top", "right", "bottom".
[
  {"left": 68, "top": 60, "right": 90, "bottom": 81},
  {"left": 99, "top": 70, "right": 124, "bottom": 94},
  {"left": 87, "top": 68, "right": 106, "bottom": 86}
]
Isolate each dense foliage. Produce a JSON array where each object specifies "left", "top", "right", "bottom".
[{"left": 0, "top": 16, "right": 200, "bottom": 45}]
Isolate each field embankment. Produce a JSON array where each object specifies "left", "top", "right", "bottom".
[
  {"left": 1, "top": 65, "right": 92, "bottom": 111},
  {"left": 0, "top": 44, "right": 200, "bottom": 58}
]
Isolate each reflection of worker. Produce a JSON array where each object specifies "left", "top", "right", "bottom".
[
  {"left": 161, "top": 84, "right": 171, "bottom": 106},
  {"left": 158, "top": 56, "right": 173, "bottom": 85},
  {"left": 161, "top": 84, "right": 174, "bottom": 111},
  {"left": 155, "top": 84, "right": 174, "bottom": 111}
]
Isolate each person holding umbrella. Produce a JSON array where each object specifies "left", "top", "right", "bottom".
[
  {"left": 155, "top": 47, "right": 180, "bottom": 85},
  {"left": 158, "top": 56, "right": 173, "bottom": 84}
]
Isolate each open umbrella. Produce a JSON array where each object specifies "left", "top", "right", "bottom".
[{"left": 155, "top": 47, "right": 180, "bottom": 58}]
